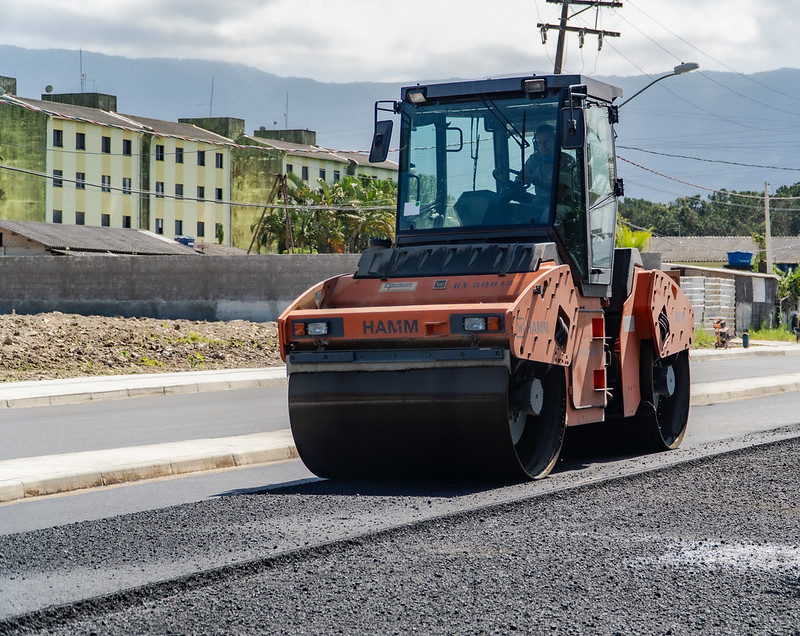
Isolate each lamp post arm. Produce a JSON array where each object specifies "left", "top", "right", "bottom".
[
  {"left": 618, "top": 63, "right": 699, "bottom": 108},
  {"left": 618, "top": 74, "right": 674, "bottom": 108}
]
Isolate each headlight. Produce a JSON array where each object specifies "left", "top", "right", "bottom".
[
  {"left": 463, "top": 317, "right": 487, "bottom": 332},
  {"left": 306, "top": 321, "right": 329, "bottom": 336}
]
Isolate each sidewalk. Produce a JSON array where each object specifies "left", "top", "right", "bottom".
[
  {"left": 3, "top": 344, "right": 800, "bottom": 504},
  {"left": 0, "top": 367, "right": 288, "bottom": 408}
]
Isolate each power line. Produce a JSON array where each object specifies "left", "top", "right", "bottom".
[
  {"left": 618, "top": 155, "right": 800, "bottom": 200},
  {"left": 614, "top": 6, "right": 800, "bottom": 118},
  {"left": 625, "top": 0, "right": 800, "bottom": 105},
  {"left": 618, "top": 145, "right": 800, "bottom": 172},
  {"left": 0, "top": 162, "right": 395, "bottom": 211}
]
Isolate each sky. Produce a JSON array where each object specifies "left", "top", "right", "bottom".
[{"left": 1, "top": 0, "right": 796, "bottom": 83}]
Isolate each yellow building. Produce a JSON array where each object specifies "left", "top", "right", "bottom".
[
  {"left": 0, "top": 81, "right": 397, "bottom": 249},
  {"left": 0, "top": 89, "right": 235, "bottom": 244}
]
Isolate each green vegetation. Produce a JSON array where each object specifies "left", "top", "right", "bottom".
[
  {"left": 619, "top": 182, "right": 800, "bottom": 238},
  {"left": 187, "top": 353, "right": 205, "bottom": 368},
  {"left": 747, "top": 326, "right": 796, "bottom": 342},
  {"left": 251, "top": 175, "right": 396, "bottom": 254},
  {"left": 692, "top": 329, "right": 717, "bottom": 349},
  {"left": 615, "top": 220, "right": 652, "bottom": 250}
]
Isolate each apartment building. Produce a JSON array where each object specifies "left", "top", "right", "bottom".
[
  {"left": 0, "top": 85, "right": 235, "bottom": 244},
  {"left": 0, "top": 77, "right": 398, "bottom": 250},
  {"left": 247, "top": 128, "right": 397, "bottom": 185}
]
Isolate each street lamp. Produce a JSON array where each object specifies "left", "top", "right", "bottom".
[{"left": 618, "top": 62, "right": 699, "bottom": 108}]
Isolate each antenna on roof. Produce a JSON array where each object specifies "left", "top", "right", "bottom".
[{"left": 80, "top": 49, "right": 85, "bottom": 93}]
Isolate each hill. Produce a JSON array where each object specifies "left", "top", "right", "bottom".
[{"left": 2, "top": 46, "right": 800, "bottom": 202}]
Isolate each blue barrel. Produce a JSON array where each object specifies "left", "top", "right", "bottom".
[{"left": 727, "top": 251, "right": 753, "bottom": 267}]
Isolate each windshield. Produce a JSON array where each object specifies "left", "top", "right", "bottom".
[{"left": 397, "top": 94, "right": 581, "bottom": 237}]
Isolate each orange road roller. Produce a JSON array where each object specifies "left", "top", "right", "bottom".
[{"left": 278, "top": 74, "right": 694, "bottom": 481}]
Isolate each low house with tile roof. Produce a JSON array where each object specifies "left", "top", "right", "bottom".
[
  {"left": 0, "top": 219, "right": 198, "bottom": 256},
  {"left": 648, "top": 236, "right": 800, "bottom": 270}
]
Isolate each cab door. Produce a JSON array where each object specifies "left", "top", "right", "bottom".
[{"left": 585, "top": 103, "right": 617, "bottom": 287}]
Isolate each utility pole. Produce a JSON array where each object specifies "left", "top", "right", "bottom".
[
  {"left": 764, "top": 182, "right": 773, "bottom": 273},
  {"left": 537, "top": 0, "right": 622, "bottom": 74}
]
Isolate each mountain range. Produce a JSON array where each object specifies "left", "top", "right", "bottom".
[{"left": 3, "top": 45, "right": 799, "bottom": 203}]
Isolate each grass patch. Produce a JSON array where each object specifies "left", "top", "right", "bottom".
[
  {"left": 692, "top": 329, "right": 717, "bottom": 349},
  {"left": 747, "top": 326, "right": 797, "bottom": 342}
]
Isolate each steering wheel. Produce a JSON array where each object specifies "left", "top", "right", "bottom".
[{"left": 493, "top": 169, "right": 535, "bottom": 205}]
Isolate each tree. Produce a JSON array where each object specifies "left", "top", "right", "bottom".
[{"left": 251, "top": 174, "right": 396, "bottom": 254}]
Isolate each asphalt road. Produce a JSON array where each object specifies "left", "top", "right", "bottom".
[
  {"left": 2, "top": 430, "right": 798, "bottom": 634},
  {"left": 0, "top": 387, "right": 288, "bottom": 461},
  {"left": 2, "top": 353, "right": 800, "bottom": 632},
  {"left": 690, "top": 351, "right": 800, "bottom": 384}
]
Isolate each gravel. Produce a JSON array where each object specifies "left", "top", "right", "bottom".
[{"left": 2, "top": 437, "right": 799, "bottom": 634}]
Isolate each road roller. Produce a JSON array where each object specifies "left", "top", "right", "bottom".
[{"left": 278, "top": 74, "right": 694, "bottom": 481}]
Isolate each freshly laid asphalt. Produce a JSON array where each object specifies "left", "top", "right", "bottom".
[{"left": 2, "top": 342, "right": 800, "bottom": 505}]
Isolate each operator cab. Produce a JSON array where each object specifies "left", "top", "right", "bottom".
[{"left": 370, "top": 75, "right": 623, "bottom": 297}]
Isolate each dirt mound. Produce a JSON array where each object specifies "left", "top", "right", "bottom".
[{"left": 0, "top": 312, "right": 283, "bottom": 383}]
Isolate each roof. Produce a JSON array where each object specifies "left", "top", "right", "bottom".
[
  {"left": 243, "top": 135, "right": 398, "bottom": 171},
  {"left": 648, "top": 236, "right": 800, "bottom": 264},
  {"left": 0, "top": 220, "right": 199, "bottom": 256},
  {"left": 1, "top": 96, "right": 235, "bottom": 146}
]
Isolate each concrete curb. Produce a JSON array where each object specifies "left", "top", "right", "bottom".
[
  {"left": 0, "top": 431, "right": 297, "bottom": 504},
  {"left": 0, "top": 367, "right": 288, "bottom": 409},
  {"left": 690, "top": 373, "right": 800, "bottom": 406}
]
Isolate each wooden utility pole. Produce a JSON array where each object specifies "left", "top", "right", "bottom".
[
  {"left": 247, "top": 174, "right": 283, "bottom": 255},
  {"left": 538, "top": 0, "right": 622, "bottom": 74},
  {"left": 764, "top": 182, "right": 773, "bottom": 273}
]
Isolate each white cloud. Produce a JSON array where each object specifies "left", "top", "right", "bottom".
[{"left": 0, "top": 0, "right": 795, "bottom": 82}]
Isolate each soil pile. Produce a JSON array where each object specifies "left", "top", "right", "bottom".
[{"left": 0, "top": 312, "right": 283, "bottom": 382}]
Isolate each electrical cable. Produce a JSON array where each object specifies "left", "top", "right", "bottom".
[
  {"left": 0, "top": 162, "right": 395, "bottom": 211},
  {"left": 618, "top": 145, "right": 800, "bottom": 172},
  {"left": 618, "top": 155, "right": 800, "bottom": 200}
]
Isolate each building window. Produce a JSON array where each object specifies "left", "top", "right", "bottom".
[
  {"left": 101, "top": 214, "right": 110, "bottom": 227},
  {"left": 122, "top": 216, "right": 132, "bottom": 228},
  {"left": 76, "top": 211, "right": 85, "bottom": 225},
  {"left": 101, "top": 136, "right": 111, "bottom": 154},
  {"left": 101, "top": 175, "right": 111, "bottom": 192},
  {"left": 333, "top": 170, "right": 340, "bottom": 182},
  {"left": 197, "top": 186, "right": 205, "bottom": 200},
  {"left": 301, "top": 166, "right": 309, "bottom": 181},
  {"left": 175, "top": 147, "right": 184, "bottom": 164},
  {"left": 53, "top": 129, "right": 63, "bottom": 147},
  {"left": 319, "top": 168, "right": 326, "bottom": 181},
  {"left": 155, "top": 219, "right": 164, "bottom": 235},
  {"left": 176, "top": 184, "right": 184, "bottom": 198},
  {"left": 155, "top": 181, "right": 164, "bottom": 198},
  {"left": 175, "top": 220, "right": 183, "bottom": 236},
  {"left": 197, "top": 150, "right": 205, "bottom": 166},
  {"left": 155, "top": 145, "right": 164, "bottom": 161},
  {"left": 76, "top": 172, "right": 85, "bottom": 189},
  {"left": 215, "top": 188, "right": 223, "bottom": 201},
  {"left": 197, "top": 221, "right": 205, "bottom": 237},
  {"left": 122, "top": 177, "right": 132, "bottom": 194},
  {"left": 286, "top": 163, "right": 293, "bottom": 174},
  {"left": 53, "top": 210, "right": 63, "bottom": 224},
  {"left": 53, "top": 169, "right": 63, "bottom": 188},
  {"left": 76, "top": 132, "right": 86, "bottom": 150},
  {"left": 215, "top": 153, "right": 223, "bottom": 169},
  {"left": 122, "top": 139, "right": 132, "bottom": 156}
]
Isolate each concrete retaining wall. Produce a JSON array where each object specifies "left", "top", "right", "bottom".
[{"left": 0, "top": 254, "right": 361, "bottom": 322}]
